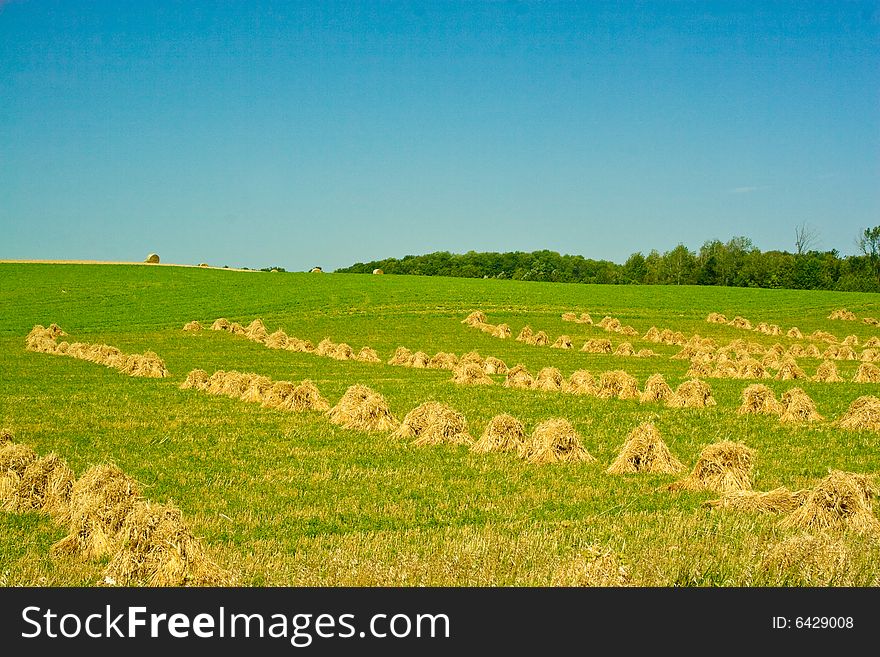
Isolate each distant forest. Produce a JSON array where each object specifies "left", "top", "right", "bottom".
[{"left": 336, "top": 230, "right": 880, "bottom": 292}]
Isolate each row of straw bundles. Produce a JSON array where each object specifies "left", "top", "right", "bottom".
[
  {"left": 203, "top": 318, "right": 379, "bottom": 362},
  {"left": 181, "top": 369, "right": 330, "bottom": 412},
  {"left": 0, "top": 431, "right": 228, "bottom": 585},
  {"left": 561, "top": 311, "right": 593, "bottom": 324},
  {"left": 26, "top": 325, "right": 168, "bottom": 377},
  {"left": 460, "top": 311, "right": 512, "bottom": 338}
]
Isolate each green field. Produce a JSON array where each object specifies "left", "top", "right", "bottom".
[{"left": 1, "top": 263, "right": 879, "bottom": 586}]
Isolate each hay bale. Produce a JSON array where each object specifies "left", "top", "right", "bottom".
[
  {"left": 854, "top": 362, "right": 880, "bottom": 383},
  {"left": 523, "top": 419, "right": 595, "bottom": 465},
  {"left": 551, "top": 335, "right": 573, "bottom": 350},
  {"left": 182, "top": 321, "right": 202, "bottom": 332},
  {"left": 643, "top": 326, "right": 661, "bottom": 342},
  {"left": 737, "top": 359, "right": 770, "bottom": 379},
  {"left": 737, "top": 384, "right": 782, "bottom": 415},
  {"left": 179, "top": 369, "right": 209, "bottom": 391},
  {"left": 451, "top": 362, "right": 494, "bottom": 385},
  {"left": 287, "top": 380, "right": 330, "bottom": 412},
  {"left": 330, "top": 343, "right": 356, "bottom": 361},
  {"left": 704, "top": 488, "right": 808, "bottom": 514},
  {"left": 565, "top": 370, "right": 597, "bottom": 396},
  {"left": 483, "top": 356, "right": 508, "bottom": 375},
  {"left": 260, "top": 381, "right": 297, "bottom": 409},
  {"left": 779, "top": 387, "right": 823, "bottom": 424},
  {"left": 239, "top": 374, "right": 273, "bottom": 404},
  {"left": 561, "top": 312, "right": 577, "bottom": 322},
  {"left": 409, "top": 351, "right": 430, "bottom": 368},
  {"left": 103, "top": 500, "right": 231, "bottom": 586},
  {"left": 577, "top": 312, "right": 593, "bottom": 325},
  {"left": 706, "top": 312, "right": 728, "bottom": 324},
  {"left": 837, "top": 395, "right": 880, "bottom": 432},
  {"left": 760, "top": 533, "right": 851, "bottom": 586},
  {"left": 390, "top": 402, "right": 472, "bottom": 447},
  {"left": 244, "top": 319, "right": 268, "bottom": 342},
  {"left": 774, "top": 358, "right": 807, "bottom": 381},
  {"left": 803, "top": 344, "right": 822, "bottom": 358},
  {"left": 606, "top": 423, "right": 684, "bottom": 475},
  {"left": 264, "top": 330, "right": 290, "bottom": 350},
  {"left": 471, "top": 414, "right": 527, "bottom": 454},
  {"left": 356, "top": 347, "right": 381, "bottom": 363},
  {"left": 842, "top": 335, "right": 859, "bottom": 347},
  {"left": 504, "top": 364, "right": 534, "bottom": 389},
  {"left": 427, "top": 352, "right": 458, "bottom": 370},
  {"left": 614, "top": 342, "right": 635, "bottom": 356},
  {"left": 327, "top": 385, "right": 398, "bottom": 432},
  {"left": 207, "top": 370, "right": 249, "bottom": 398},
  {"left": 53, "top": 464, "right": 141, "bottom": 560},
  {"left": 780, "top": 470, "right": 879, "bottom": 533},
  {"left": 515, "top": 325, "right": 533, "bottom": 342},
  {"left": 388, "top": 346, "right": 414, "bottom": 366},
  {"left": 316, "top": 338, "right": 337, "bottom": 357},
  {"left": 0, "top": 443, "right": 39, "bottom": 510},
  {"left": 10, "top": 453, "right": 74, "bottom": 515},
  {"left": 458, "top": 351, "right": 485, "bottom": 367},
  {"left": 671, "top": 441, "right": 755, "bottom": 492},
  {"left": 492, "top": 323, "right": 512, "bottom": 339},
  {"left": 581, "top": 338, "right": 612, "bottom": 354},
  {"left": 210, "top": 318, "right": 231, "bottom": 331},
  {"left": 145, "top": 253, "right": 160, "bottom": 263},
  {"left": 728, "top": 316, "right": 753, "bottom": 330},
  {"left": 639, "top": 373, "right": 673, "bottom": 403},
  {"left": 372, "top": 268, "right": 384, "bottom": 275},
  {"left": 533, "top": 367, "right": 564, "bottom": 391},
  {"left": 597, "top": 370, "right": 640, "bottom": 400},
  {"left": 462, "top": 311, "right": 488, "bottom": 327}
]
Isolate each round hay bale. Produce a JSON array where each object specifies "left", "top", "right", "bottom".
[
  {"left": 390, "top": 401, "right": 472, "bottom": 446},
  {"left": 472, "top": 414, "right": 527, "bottom": 454},
  {"left": 606, "top": 423, "right": 683, "bottom": 475},
  {"left": 523, "top": 419, "right": 595, "bottom": 464},
  {"left": 372, "top": 268, "right": 384, "bottom": 275},
  {"left": 144, "top": 253, "right": 160, "bottom": 264},
  {"left": 327, "top": 385, "right": 398, "bottom": 432}
]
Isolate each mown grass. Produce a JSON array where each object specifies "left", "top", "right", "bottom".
[{"left": 1, "top": 263, "right": 879, "bottom": 586}]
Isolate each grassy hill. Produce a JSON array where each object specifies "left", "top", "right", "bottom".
[{"left": 1, "top": 263, "right": 879, "bottom": 586}]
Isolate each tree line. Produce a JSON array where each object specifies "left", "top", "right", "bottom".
[{"left": 336, "top": 229, "right": 880, "bottom": 292}]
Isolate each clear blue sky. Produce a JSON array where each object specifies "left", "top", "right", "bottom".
[{"left": 2, "top": 1, "right": 878, "bottom": 271}]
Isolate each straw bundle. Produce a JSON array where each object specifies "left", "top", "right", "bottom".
[
  {"left": 581, "top": 338, "right": 612, "bottom": 354},
  {"left": 326, "top": 385, "right": 399, "bottom": 432},
  {"left": 471, "top": 414, "right": 527, "bottom": 454},
  {"left": 551, "top": 335, "right": 573, "bottom": 350},
  {"left": 391, "top": 401, "right": 472, "bottom": 447},
  {"left": 451, "top": 362, "right": 494, "bottom": 385},
  {"left": 504, "top": 364, "right": 534, "bottom": 389},
  {"left": 597, "top": 370, "right": 640, "bottom": 400},
  {"left": 533, "top": 367, "right": 565, "bottom": 391},
  {"left": 523, "top": 419, "right": 595, "bottom": 465},
  {"left": 854, "top": 362, "right": 880, "bottom": 383},
  {"left": 779, "top": 387, "right": 823, "bottom": 424},
  {"left": 704, "top": 488, "right": 807, "bottom": 514},
  {"left": 565, "top": 370, "right": 598, "bottom": 396},
  {"left": 182, "top": 321, "right": 202, "bottom": 332},
  {"left": 483, "top": 356, "right": 508, "bottom": 375},
  {"left": 671, "top": 441, "right": 755, "bottom": 493},
  {"left": 606, "top": 423, "right": 684, "bottom": 475},
  {"left": 639, "top": 373, "right": 673, "bottom": 403},
  {"left": 837, "top": 395, "right": 880, "bottom": 432},
  {"left": 462, "top": 311, "right": 488, "bottom": 326},
  {"left": 666, "top": 379, "right": 716, "bottom": 409},
  {"left": 427, "top": 352, "right": 458, "bottom": 370},
  {"left": 737, "top": 384, "right": 782, "bottom": 415},
  {"left": 780, "top": 470, "right": 879, "bottom": 533}
]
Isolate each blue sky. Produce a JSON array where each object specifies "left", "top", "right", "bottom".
[{"left": 1, "top": 1, "right": 878, "bottom": 271}]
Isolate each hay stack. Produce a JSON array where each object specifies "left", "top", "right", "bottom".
[
  {"left": 515, "top": 326, "right": 534, "bottom": 342},
  {"left": 179, "top": 369, "right": 209, "bottom": 391},
  {"left": 471, "top": 414, "right": 527, "bottom": 454},
  {"left": 614, "top": 342, "right": 635, "bottom": 356},
  {"left": 409, "top": 351, "right": 430, "bottom": 368},
  {"left": 551, "top": 335, "right": 573, "bottom": 350},
  {"left": 330, "top": 343, "right": 355, "bottom": 361},
  {"left": 388, "top": 346, "right": 414, "bottom": 366},
  {"left": 182, "top": 321, "right": 202, "bottom": 332},
  {"left": 811, "top": 330, "right": 839, "bottom": 344},
  {"left": 780, "top": 470, "right": 879, "bottom": 533},
  {"left": 0, "top": 442, "right": 39, "bottom": 510},
  {"left": 260, "top": 381, "right": 297, "bottom": 409},
  {"left": 25, "top": 325, "right": 58, "bottom": 353},
  {"left": 451, "top": 362, "right": 494, "bottom": 385},
  {"left": 666, "top": 379, "right": 716, "bottom": 409},
  {"left": 462, "top": 311, "right": 488, "bottom": 327},
  {"left": 865, "top": 318, "right": 880, "bottom": 327},
  {"left": 738, "top": 359, "right": 770, "bottom": 379},
  {"left": 533, "top": 367, "right": 565, "bottom": 391},
  {"left": 639, "top": 373, "right": 673, "bottom": 403},
  {"left": 802, "top": 344, "right": 822, "bottom": 358},
  {"left": 787, "top": 327, "right": 803, "bottom": 339},
  {"left": 8, "top": 453, "right": 75, "bottom": 515},
  {"left": 738, "top": 384, "right": 782, "bottom": 415},
  {"left": 866, "top": 337, "right": 880, "bottom": 348},
  {"left": 837, "top": 396, "right": 880, "bottom": 432},
  {"left": 854, "top": 362, "right": 880, "bottom": 383},
  {"left": 597, "top": 370, "right": 640, "bottom": 400},
  {"left": 577, "top": 312, "right": 593, "bottom": 325},
  {"left": 458, "top": 351, "right": 484, "bottom": 366},
  {"left": 606, "top": 423, "right": 684, "bottom": 475},
  {"left": 523, "top": 419, "right": 595, "bottom": 465},
  {"left": 672, "top": 441, "right": 755, "bottom": 492},
  {"left": 391, "top": 402, "right": 472, "bottom": 447},
  {"left": 842, "top": 335, "right": 859, "bottom": 347},
  {"left": 704, "top": 488, "right": 807, "bottom": 514},
  {"left": 356, "top": 347, "right": 381, "bottom": 363},
  {"left": 861, "top": 348, "right": 880, "bottom": 362},
  {"left": 327, "top": 385, "right": 398, "bottom": 432},
  {"left": 728, "top": 316, "right": 753, "bottom": 330},
  {"left": 828, "top": 309, "right": 857, "bottom": 321},
  {"left": 287, "top": 337, "right": 315, "bottom": 353},
  {"left": 565, "top": 370, "right": 597, "bottom": 395},
  {"left": 239, "top": 375, "right": 273, "bottom": 404},
  {"left": 427, "top": 352, "right": 458, "bottom": 370},
  {"left": 53, "top": 464, "right": 141, "bottom": 560},
  {"left": 264, "top": 330, "right": 289, "bottom": 350},
  {"left": 774, "top": 358, "right": 807, "bottom": 381},
  {"left": 706, "top": 312, "right": 728, "bottom": 324},
  {"left": 145, "top": 253, "right": 160, "bottom": 263},
  {"left": 529, "top": 330, "right": 550, "bottom": 346},
  {"left": 228, "top": 322, "right": 246, "bottom": 335},
  {"left": 561, "top": 312, "right": 577, "bottom": 322},
  {"left": 779, "top": 387, "right": 823, "bottom": 424},
  {"left": 104, "top": 501, "right": 231, "bottom": 586},
  {"left": 581, "top": 338, "right": 613, "bottom": 354},
  {"left": 483, "top": 356, "right": 508, "bottom": 375},
  {"left": 504, "top": 364, "right": 534, "bottom": 389},
  {"left": 598, "top": 316, "right": 621, "bottom": 332},
  {"left": 287, "top": 380, "right": 330, "bottom": 412},
  {"left": 492, "top": 323, "right": 512, "bottom": 339},
  {"left": 316, "top": 338, "right": 336, "bottom": 357},
  {"left": 643, "top": 326, "right": 661, "bottom": 342},
  {"left": 244, "top": 319, "right": 268, "bottom": 342}
]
